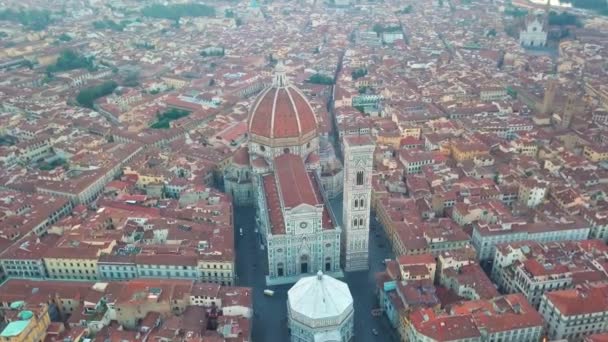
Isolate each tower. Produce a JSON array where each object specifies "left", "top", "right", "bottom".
[
  {"left": 541, "top": 78, "right": 558, "bottom": 114},
  {"left": 561, "top": 94, "right": 578, "bottom": 129},
  {"left": 341, "top": 135, "right": 374, "bottom": 272}
]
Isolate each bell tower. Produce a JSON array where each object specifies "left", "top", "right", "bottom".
[{"left": 341, "top": 135, "right": 375, "bottom": 272}]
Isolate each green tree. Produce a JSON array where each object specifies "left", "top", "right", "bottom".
[
  {"left": 351, "top": 68, "right": 368, "bottom": 80},
  {"left": 0, "top": 9, "right": 52, "bottom": 30},
  {"left": 93, "top": 20, "right": 125, "bottom": 31},
  {"left": 76, "top": 81, "right": 118, "bottom": 108},
  {"left": 46, "top": 49, "right": 94, "bottom": 74},
  {"left": 548, "top": 11, "right": 580, "bottom": 26},
  {"left": 307, "top": 74, "right": 334, "bottom": 85},
  {"left": 58, "top": 33, "right": 72, "bottom": 41},
  {"left": 150, "top": 108, "right": 191, "bottom": 129},
  {"left": 123, "top": 71, "right": 140, "bottom": 87}
]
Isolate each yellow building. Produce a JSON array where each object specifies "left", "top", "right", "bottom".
[
  {"left": 123, "top": 166, "right": 166, "bottom": 188},
  {"left": 43, "top": 241, "right": 114, "bottom": 281},
  {"left": 376, "top": 131, "right": 401, "bottom": 148},
  {"left": 161, "top": 75, "right": 188, "bottom": 89},
  {"left": 0, "top": 303, "right": 50, "bottom": 342},
  {"left": 400, "top": 125, "right": 421, "bottom": 139},
  {"left": 450, "top": 142, "right": 488, "bottom": 162},
  {"left": 583, "top": 144, "right": 608, "bottom": 163}
]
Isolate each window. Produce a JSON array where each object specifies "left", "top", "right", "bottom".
[
  {"left": 359, "top": 218, "right": 364, "bottom": 226},
  {"left": 356, "top": 171, "right": 364, "bottom": 185},
  {"left": 353, "top": 219, "right": 358, "bottom": 227}
]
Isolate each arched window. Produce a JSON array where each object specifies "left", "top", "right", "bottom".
[
  {"left": 353, "top": 219, "right": 358, "bottom": 227},
  {"left": 356, "top": 171, "right": 364, "bottom": 185},
  {"left": 260, "top": 145, "right": 266, "bottom": 152},
  {"left": 277, "top": 263, "right": 284, "bottom": 277},
  {"left": 359, "top": 218, "right": 364, "bottom": 227},
  {"left": 360, "top": 199, "right": 365, "bottom": 208},
  {"left": 354, "top": 199, "right": 358, "bottom": 208},
  {"left": 284, "top": 148, "right": 290, "bottom": 154}
]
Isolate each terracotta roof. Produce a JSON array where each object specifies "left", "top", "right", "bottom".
[
  {"left": 263, "top": 174, "right": 285, "bottom": 235},
  {"left": 232, "top": 147, "right": 250, "bottom": 166},
  {"left": 545, "top": 284, "right": 608, "bottom": 316},
  {"left": 248, "top": 85, "right": 317, "bottom": 140},
  {"left": 274, "top": 154, "right": 320, "bottom": 208}
]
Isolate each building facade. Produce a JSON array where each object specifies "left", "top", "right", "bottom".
[
  {"left": 540, "top": 285, "right": 608, "bottom": 341},
  {"left": 519, "top": 15, "right": 547, "bottom": 47},
  {"left": 341, "top": 135, "right": 375, "bottom": 272}
]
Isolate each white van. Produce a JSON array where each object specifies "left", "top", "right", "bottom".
[{"left": 264, "top": 289, "right": 274, "bottom": 296}]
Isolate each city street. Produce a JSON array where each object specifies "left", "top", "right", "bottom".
[{"left": 234, "top": 200, "right": 398, "bottom": 342}]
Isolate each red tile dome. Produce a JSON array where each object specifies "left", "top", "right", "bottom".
[{"left": 248, "top": 62, "right": 317, "bottom": 145}]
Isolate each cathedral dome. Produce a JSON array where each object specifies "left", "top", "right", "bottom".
[{"left": 248, "top": 62, "right": 317, "bottom": 146}]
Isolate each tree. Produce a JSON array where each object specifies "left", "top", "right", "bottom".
[
  {"left": 0, "top": 8, "right": 52, "bottom": 31},
  {"left": 76, "top": 81, "right": 118, "bottom": 108},
  {"left": 123, "top": 71, "right": 140, "bottom": 87},
  {"left": 307, "top": 74, "right": 334, "bottom": 85},
  {"left": 351, "top": 68, "right": 367, "bottom": 80},
  {"left": 58, "top": 33, "right": 72, "bottom": 41},
  {"left": 487, "top": 28, "right": 497, "bottom": 37},
  {"left": 46, "top": 49, "right": 94, "bottom": 74},
  {"left": 396, "top": 5, "right": 413, "bottom": 14},
  {"left": 548, "top": 11, "right": 580, "bottom": 27},
  {"left": 22, "top": 60, "right": 34, "bottom": 69},
  {"left": 150, "top": 108, "right": 190, "bottom": 129},
  {"left": 93, "top": 20, "right": 125, "bottom": 31},
  {"left": 372, "top": 23, "right": 384, "bottom": 36}
]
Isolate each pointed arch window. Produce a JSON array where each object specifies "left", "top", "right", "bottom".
[{"left": 356, "top": 171, "right": 364, "bottom": 185}]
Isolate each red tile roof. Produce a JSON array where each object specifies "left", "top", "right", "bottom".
[
  {"left": 248, "top": 85, "right": 317, "bottom": 140},
  {"left": 545, "top": 284, "right": 608, "bottom": 316},
  {"left": 263, "top": 174, "right": 285, "bottom": 235},
  {"left": 274, "top": 154, "right": 320, "bottom": 208}
]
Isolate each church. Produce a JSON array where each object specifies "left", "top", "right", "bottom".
[
  {"left": 248, "top": 62, "right": 343, "bottom": 285},
  {"left": 224, "top": 62, "right": 374, "bottom": 285},
  {"left": 519, "top": 13, "right": 548, "bottom": 48}
]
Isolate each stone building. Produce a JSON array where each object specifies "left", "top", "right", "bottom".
[{"left": 287, "top": 271, "right": 354, "bottom": 342}]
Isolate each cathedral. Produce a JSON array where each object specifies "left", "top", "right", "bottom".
[{"left": 225, "top": 62, "right": 373, "bottom": 285}]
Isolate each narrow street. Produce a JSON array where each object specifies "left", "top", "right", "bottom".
[{"left": 234, "top": 200, "right": 398, "bottom": 342}]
